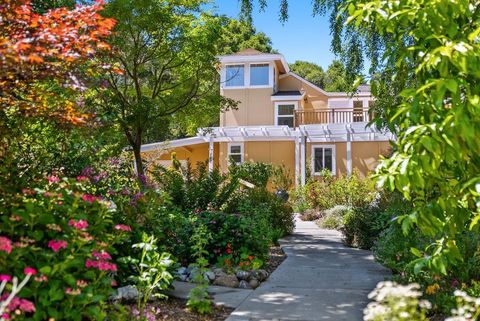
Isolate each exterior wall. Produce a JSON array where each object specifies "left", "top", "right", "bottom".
[
  {"left": 220, "top": 88, "right": 275, "bottom": 126},
  {"left": 218, "top": 141, "right": 296, "bottom": 175},
  {"left": 306, "top": 141, "right": 391, "bottom": 177},
  {"left": 142, "top": 143, "right": 218, "bottom": 170},
  {"left": 278, "top": 75, "right": 329, "bottom": 110}
]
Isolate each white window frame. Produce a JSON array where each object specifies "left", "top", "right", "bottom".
[
  {"left": 227, "top": 143, "right": 244, "bottom": 165},
  {"left": 249, "top": 62, "right": 271, "bottom": 88},
  {"left": 274, "top": 101, "right": 298, "bottom": 127},
  {"left": 311, "top": 144, "right": 336, "bottom": 175},
  {"left": 224, "top": 64, "right": 246, "bottom": 89}
]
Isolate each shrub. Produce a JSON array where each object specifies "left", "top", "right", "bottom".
[
  {"left": 317, "top": 205, "right": 350, "bottom": 230},
  {"left": 0, "top": 176, "right": 131, "bottom": 320},
  {"left": 299, "top": 209, "right": 322, "bottom": 221},
  {"left": 229, "top": 162, "right": 272, "bottom": 188},
  {"left": 343, "top": 191, "right": 410, "bottom": 249}
]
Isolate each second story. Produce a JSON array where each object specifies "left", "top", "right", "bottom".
[{"left": 218, "top": 49, "right": 374, "bottom": 127}]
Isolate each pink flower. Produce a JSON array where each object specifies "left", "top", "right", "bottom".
[
  {"left": 111, "top": 280, "right": 118, "bottom": 287},
  {"left": 9, "top": 215, "right": 21, "bottom": 222},
  {"left": 0, "top": 236, "right": 12, "bottom": 254},
  {"left": 0, "top": 275, "right": 11, "bottom": 282},
  {"left": 24, "top": 267, "right": 36, "bottom": 275},
  {"left": 34, "top": 275, "right": 48, "bottom": 282},
  {"left": 65, "top": 287, "right": 81, "bottom": 295},
  {"left": 114, "top": 224, "right": 132, "bottom": 232},
  {"left": 1, "top": 313, "right": 10, "bottom": 320},
  {"left": 47, "top": 175, "right": 60, "bottom": 184},
  {"left": 18, "top": 299, "right": 35, "bottom": 312},
  {"left": 48, "top": 240, "right": 68, "bottom": 252},
  {"left": 76, "top": 175, "right": 89, "bottom": 182},
  {"left": 81, "top": 194, "right": 99, "bottom": 203},
  {"left": 98, "top": 261, "right": 117, "bottom": 272},
  {"left": 76, "top": 279, "right": 88, "bottom": 288},
  {"left": 68, "top": 219, "right": 88, "bottom": 230},
  {"left": 85, "top": 259, "right": 98, "bottom": 268},
  {"left": 92, "top": 250, "right": 112, "bottom": 260},
  {"left": 0, "top": 294, "right": 35, "bottom": 313}
]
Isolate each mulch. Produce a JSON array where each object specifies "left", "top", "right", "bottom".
[{"left": 264, "top": 244, "right": 287, "bottom": 275}]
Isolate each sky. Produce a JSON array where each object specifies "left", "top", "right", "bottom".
[{"left": 208, "top": 0, "right": 337, "bottom": 70}]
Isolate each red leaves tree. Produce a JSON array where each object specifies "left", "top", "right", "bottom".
[{"left": 0, "top": 0, "right": 115, "bottom": 125}]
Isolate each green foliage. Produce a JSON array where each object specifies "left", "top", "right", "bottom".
[
  {"left": 271, "top": 164, "right": 293, "bottom": 191},
  {"left": 187, "top": 222, "right": 213, "bottom": 315},
  {"left": 229, "top": 162, "right": 273, "bottom": 188},
  {"left": 290, "top": 60, "right": 351, "bottom": 92},
  {"left": 290, "top": 170, "right": 376, "bottom": 213},
  {"left": 0, "top": 176, "right": 131, "bottom": 320},
  {"left": 317, "top": 205, "right": 350, "bottom": 230},
  {"left": 123, "top": 234, "right": 173, "bottom": 319},
  {"left": 216, "top": 18, "right": 273, "bottom": 54},
  {"left": 289, "top": 61, "right": 325, "bottom": 88},
  {"left": 151, "top": 161, "right": 239, "bottom": 212}
]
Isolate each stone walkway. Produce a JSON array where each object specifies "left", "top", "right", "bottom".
[{"left": 225, "top": 217, "right": 390, "bottom": 321}]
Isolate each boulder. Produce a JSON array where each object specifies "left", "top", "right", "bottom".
[
  {"left": 204, "top": 271, "right": 216, "bottom": 282},
  {"left": 235, "top": 270, "right": 251, "bottom": 281},
  {"left": 213, "top": 275, "right": 239, "bottom": 288},
  {"left": 177, "top": 267, "right": 188, "bottom": 276},
  {"left": 112, "top": 285, "right": 138, "bottom": 300},
  {"left": 238, "top": 280, "right": 251, "bottom": 289},
  {"left": 248, "top": 278, "right": 260, "bottom": 289},
  {"left": 252, "top": 269, "right": 268, "bottom": 282},
  {"left": 213, "top": 268, "right": 227, "bottom": 277}
]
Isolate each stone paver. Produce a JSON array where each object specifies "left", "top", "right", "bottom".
[{"left": 225, "top": 217, "right": 390, "bottom": 321}]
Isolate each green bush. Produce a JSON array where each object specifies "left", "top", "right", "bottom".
[
  {"left": 0, "top": 176, "right": 131, "bottom": 320},
  {"left": 229, "top": 162, "right": 273, "bottom": 188},
  {"left": 342, "top": 191, "right": 410, "bottom": 249},
  {"left": 317, "top": 205, "right": 350, "bottom": 230}
]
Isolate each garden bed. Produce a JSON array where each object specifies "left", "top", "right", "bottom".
[{"left": 128, "top": 297, "right": 233, "bottom": 321}]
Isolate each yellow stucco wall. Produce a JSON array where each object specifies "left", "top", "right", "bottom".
[
  {"left": 141, "top": 143, "right": 218, "bottom": 170},
  {"left": 278, "top": 75, "right": 329, "bottom": 110},
  {"left": 220, "top": 88, "right": 275, "bottom": 126}
]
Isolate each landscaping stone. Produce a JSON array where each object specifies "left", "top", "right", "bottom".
[
  {"left": 248, "top": 278, "right": 259, "bottom": 289},
  {"left": 238, "top": 280, "right": 251, "bottom": 289},
  {"left": 213, "top": 268, "right": 227, "bottom": 277},
  {"left": 204, "top": 271, "right": 216, "bottom": 282},
  {"left": 112, "top": 285, "right": 138, "bottom": 300},
  {"left": 213, "top": 274, "right": 239, "bottom": 288},
  {"left": 251, "top": 269, "right": 268, "bottom": 282},
  {"left": 177, "top": 267, "right": 188, "bottom": 276},
  {"left": 235, "top": 270, "right": 251, "bottom": 281}
]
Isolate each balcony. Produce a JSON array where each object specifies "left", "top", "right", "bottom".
[{"left": 294, "top": 108, "right": 371, "bottom": 126}]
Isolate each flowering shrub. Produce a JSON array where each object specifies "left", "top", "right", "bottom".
[{"left": 0, "top": 176, "right": 131, "bottom": 320}]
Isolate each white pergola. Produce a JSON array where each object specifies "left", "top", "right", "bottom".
[{"left": 141, "top": 124, "right": 394, "bottom": 186}]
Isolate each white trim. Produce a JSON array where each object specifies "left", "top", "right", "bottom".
[
  {"left": 300, "top": 135, "right": 306, "bottom": 186},
  {"left": 221, "top": 62, "right": 275, "bottom": 89},
  {"left": 311, "top": 144, "right": 336, "bottom": 175},
  {"left": 208, "top": 137, "right": 214, "bottom": 173},
  {"left": 346, "top": 131, "right": 352, "bottom": 176},
  {"left": 295, "top": 136, "right": 300, "bottom": 186},
  {"left": 227, "top": 142, "right": 244, "bottom": 165},
  {"left": 274, "top": 102, "right": 298, "bottom": 127},
  {"left": 141, "top": 137, "right": 206, "bottom": 152}
]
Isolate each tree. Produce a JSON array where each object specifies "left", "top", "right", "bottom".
[
  {"left": 242, "top": 0, "right": 480, "bottom": 274},
  {"left": 289, "top": 61, "right": 325, "bottom": 88},
  {"left": 216, "top": 18, "right": 274, "bottom": 54},
  {"left": 290, "top": 59, "right": 350, "bottom": 92},
  {"left": 101, "top": 0, "right": 235, "bottom": 183}
]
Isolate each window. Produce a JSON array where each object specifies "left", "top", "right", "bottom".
[
  {"left": 275, "top": 103, "right": 296, "bottom": 127},
  {"left": 228, "top": 143, "right": 243, "bottom": 165},
  {"left": 312, "top": 145, "right": 335, "bottom": 174},
  {"left": 226, "top": 65, "right": 244, "bottom": 87},
  {"left": 250, "top": 63, "right": 269, "bottom": 86}
]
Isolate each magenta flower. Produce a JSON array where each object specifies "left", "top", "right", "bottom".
[
  {"left": 76, "top": 175, "right": 89, "bottom": 182},
  {"left": 47, "top": 175, "right": 60, "bottom": 184},
  {"left": 24, "top": 267, "right": 36, "bottom": 275},
  {"left": 114, "top": 224, "right": 132, "bottom": 232},
  {"left": 92, "top": 250, "right": 112, "bottom": 260},
  {"left": 0, "top": 294, "right": 35, "bottom": 313},
  {"left": 81, "top": 194, "right": 99, "bottom": 203},
  {"left": 0, "top": 236, "right": 12, "bottom": 254},
  {"left": 0, "top": 274, "right": 11, "bottom": 282},
  {"left": 48, "top": 240, "right": 68, "bottom": 252},
  {"left": 68, "top": 219, "right": 88, "bottom": 230},
  {"left": 1, "top": 313, "right": 9, "bottom": 320}
]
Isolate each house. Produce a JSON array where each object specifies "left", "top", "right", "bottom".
[{"left": 141, "top": 49, "right": 393, "bottom": 186}]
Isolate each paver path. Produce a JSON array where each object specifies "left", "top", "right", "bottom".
[{"left": 226, "top": 217, "right": 390, "bottom": 321}]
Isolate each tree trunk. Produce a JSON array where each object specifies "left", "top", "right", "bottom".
[{"left": 132, "top": 143, "right": 146, "bottom": 187}]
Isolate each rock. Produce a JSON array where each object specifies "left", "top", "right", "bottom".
[
  {"left": 248, "top": 278, "right": 260, "bottom": 289},
  {"left": 204, "top": 271, "right": 216, "bottom": 282},
  {"left": 252, "top": 269, "right": 268, "bottom": 282},
  {"left": 177, "top": 267, "right": 188, "bottom": 275},
  {"left": 236, "top": 270, "right": 251, "bottom": 281},
  {"left": 179, "top": 274, "right": 188, "bottom": 282},
  {"left": 213, "top": 268, "right": 227, "bottom": 277},
  {"left": 238, "top": 280, "right": 251, "bottom": 289},
  {"left": 112, "top": 285, "right": 138, "bottom": 300},
  {"left": 213, "top": 275, "right": 239, "bottom": 288}
]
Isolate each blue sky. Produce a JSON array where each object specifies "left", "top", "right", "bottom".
[{"left": 208, "top": 0, "right": 337, "bottom": 70}]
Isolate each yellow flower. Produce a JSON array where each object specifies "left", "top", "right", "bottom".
[{"left": 425, "top": 283, "right": 440, "bottom": 295}]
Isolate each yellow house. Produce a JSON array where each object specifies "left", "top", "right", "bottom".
[{"left": 141, "top": 49, "right": 393, "bottom": 186}]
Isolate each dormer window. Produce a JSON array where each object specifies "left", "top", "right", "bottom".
[
  {"left": 250, "top": 63, "right": 269, "bottom": 86},
  {"left": 226, "top": 65, "right": 244, "bottom": 87}
]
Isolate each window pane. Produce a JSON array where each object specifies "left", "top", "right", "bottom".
[
  {"left": 353, "top": 101, "right": 363, "bottom": 109},
  {"left": 226, "top": 65, "right": 244, "bottom": 87},
  {"left": 230, "top": 145, "right": 241, "bottom": 154},
  {"left": 250, "top": 64, "right": 269, "bottom": 86},
  {"left": 230, "top": 154, "right": 242, "bottom": 164},
  {"left": 314, "top": 148, "right": 324, "bottom": 173},
  {"left": 324, "top": 148, "right": 333, "bottom": 172},
  {"left": 277, "top": 116, "right": 294, "bottom": 127},
  {"left": 277, "top": 105, "right": 295, "bottom": 115}
]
